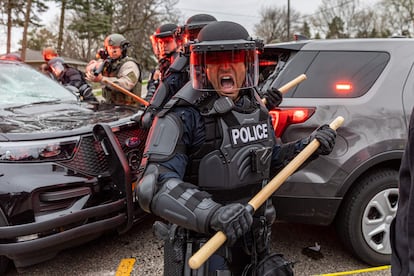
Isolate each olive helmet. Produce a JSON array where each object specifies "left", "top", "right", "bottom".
[{"left": 104, "top": 33, "right": 130, "bottom": 57}]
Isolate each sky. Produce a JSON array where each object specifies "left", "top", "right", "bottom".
[{"left": 1, "top": 0, "right": 378, "bottom": 53}]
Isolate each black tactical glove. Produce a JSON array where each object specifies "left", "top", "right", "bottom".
[
  {"left": 309, "top": 124, "right": 337, "bottom": 155},
  {"left": 210, "top": 203, "right": 253, "bottom": 246},
  {"left": 130, "top": 108, "right": 157, "bottom": 129},
  {"left": 264, "top": 87, "right": 283, "bottom": 110}
]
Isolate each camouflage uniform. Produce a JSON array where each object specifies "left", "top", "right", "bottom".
[{"left": 101, "top": 57, "right": 142, "bottom": 106}]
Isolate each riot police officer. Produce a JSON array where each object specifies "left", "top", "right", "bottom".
[
  {"left": 48, "top": 57, "right": 96, "bottom": 101},
  {"left": 40, "top": 47, "right": 59, "bottom": 79},
  {"left": 145, "top": 23, "right": 182, "bottom": 102},
  {"left": 86, "top": 33, "right": 142, "bottom": 106},
  {"left": 135, "top": 21, "right": 336, "bottom": 275},
  {"left": 139, "top": 15, "right": 218, "bottom": 128}
]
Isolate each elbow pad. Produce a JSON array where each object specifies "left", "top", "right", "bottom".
[
  {"left": 135, "top": 164, "right": 159, "bottom": 213},
  {"left": 151, "top": 178, "right": 221, "bottom": 234}
]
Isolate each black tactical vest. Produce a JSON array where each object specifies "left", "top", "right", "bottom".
[
  {"left": 166, "top": 87, "right": 275, "bottom": 200},
  {"left": 189, "top": 107, "right": 274, "bottom": 192}
]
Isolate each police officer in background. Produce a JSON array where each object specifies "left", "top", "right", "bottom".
[
  {"left": 40, "top": 47, "right": 59, "bottom": 79},
  {"left": 48, "top": 57, "right": 96, "bottom": 101},
  {"left": 139, "top": 15, "right": 218, "bottom": 128},
  {"left": 86, "top": 33, "right": 142, "bottom": 106},
  {"left": 145, "top": 23, "right": 182, "bottom": 102},
  {"left": 135, "top": 21, "right": 337, "bottom": 275}
]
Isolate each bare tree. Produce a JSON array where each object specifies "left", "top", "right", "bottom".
[
  {"left": 0, "top": 0, "right": 25, "bottom": 53},
  {"left": 5, "top": 0, "right": 12, "bottom": 53},
  {"left": 20, "top": 0, "right": 32, "bottom": 60},
  {"left": 254, "top": 5, "right": 301, "bottom": 43},
  {"left": 57, "top": 0, "right": 66, "bottom": 54},
  {"left": 379, "top": 0, "right": 414, "bottom": 36},
  {"left": 112, "top": 0, "right": 180, "bottom": 71},
  {"left": 352, "top": 9, "right": 379, "bottom": 38},
  {"left": 310, "top": 0, "right": 360, "bottom": 38}
]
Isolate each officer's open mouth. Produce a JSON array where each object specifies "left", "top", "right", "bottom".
[{"left": 220, "top": 76, "right": 234, "bottom": 90}]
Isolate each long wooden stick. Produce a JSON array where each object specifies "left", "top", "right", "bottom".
[
  {"left": 188, "top": 116, "right": 344, "bottom": 270},
  {"left": 102, "top": 79, "right": 149, "bottom": 106},
  {"left": 262, "top": 73, "right": 307, "bottom": 105}
]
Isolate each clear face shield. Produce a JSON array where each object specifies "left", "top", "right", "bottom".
[
  {"left": 150, "top": 34, "right": 160, "bottom": 59},
  {"left": 50, "top": 61, "right": 64, "bottom": 77},
  {"left": 190, "top": 41, "right": 258, "bottom": 94},
  {"left": 156, "top": 36, "right": 177, "bottom": 58}
]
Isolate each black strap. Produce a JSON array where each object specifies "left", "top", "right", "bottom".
[{"left": 169, "top": 183, "right": 211, "bottom": 211}]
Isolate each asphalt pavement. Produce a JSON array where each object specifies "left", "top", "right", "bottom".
[{"left": 6, "top": 216, "right": 391, "bottom": 276}]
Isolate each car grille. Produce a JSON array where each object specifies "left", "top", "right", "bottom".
[{"left": 58, "top": 125, "right": 148, "bottom": 176}]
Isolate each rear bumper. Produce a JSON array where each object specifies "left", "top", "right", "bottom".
[{"left": 0, "top": 199, "right": 126, "bottom": 267}]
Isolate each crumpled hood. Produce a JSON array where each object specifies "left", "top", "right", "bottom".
[{"left": 0, "top": 101, "right": 137, "bottom": 135}]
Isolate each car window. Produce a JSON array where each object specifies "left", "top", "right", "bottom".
[
  {"left": 273, "top": 51, "right": 390, "bottom": 98},
  {"left": 0, "top": 63, "right": 77, "bottom": 105}
]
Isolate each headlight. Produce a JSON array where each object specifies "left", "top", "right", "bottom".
[{"left": 0, "top": 137, "right": 80, "bottom": 162}]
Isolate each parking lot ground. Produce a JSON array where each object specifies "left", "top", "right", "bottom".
[{"left": 6, "top": 218, "right": 391, "bottom": 276}]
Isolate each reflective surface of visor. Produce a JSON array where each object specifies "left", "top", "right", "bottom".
[
  {"left": 197, "top": 51, "right": 247, "bottom": 65},
  {"left": 190, "top": 49, "right": 258, "bottom": 91},
  {"left": 50, "top": 62, "right": 64, "bottom": 77}
]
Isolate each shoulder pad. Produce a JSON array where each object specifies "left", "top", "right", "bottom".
[
  {"left": 173, "top": 82, "right": 210, "bottom": 105},
  {"left": 158, "top": 82, "right": 215, "bottom": 117},
  {"left": 168, "top": 55, "right": 189, "bottom": 73},
  {"left": 150, "top": 81, "right": 169, "bottom": 108},
  {"left": 146, "top": 113, "right": 183, "bottom": 162}
]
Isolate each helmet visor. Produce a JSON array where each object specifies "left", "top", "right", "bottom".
[
  {"left": 50, "top": 62, "right": 64, "bottom": 77},
  {"left": 150, "top": 34, "right": 160, "bottom": 58},
  {"left": 190, "top": 49, "right": 258, "bottom": 92}
]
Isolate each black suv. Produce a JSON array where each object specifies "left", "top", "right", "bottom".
[
  {"left": 0, "top": 60, "right": 148, "bottom": 273},
  {"left": 260, "top": 38, "right": 414, "bottom": 266}
]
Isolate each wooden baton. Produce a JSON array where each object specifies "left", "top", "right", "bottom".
[
  {"left": 102, "top": 79, "right": 149, "bottom": 106},
  {"left": 188, "top": 115, "right": 345, "bottom": 270},
  {"left": 262, "top": 73, "right": 307, "bottom": 105}
]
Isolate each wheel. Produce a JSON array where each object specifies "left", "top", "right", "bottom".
[
  {"left": 335, "top": 168, "right": 398, "bottom": 266},
  {"left": 0, "top": 209, "right": 10, "bottom": 274}
]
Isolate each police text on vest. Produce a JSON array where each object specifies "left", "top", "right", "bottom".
[{"left": 230, "top": 123, "right": 269, "bottom": 146}]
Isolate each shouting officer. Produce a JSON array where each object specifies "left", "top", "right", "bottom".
[
  {"left": 86, "top": 33, "right": 142, "bottom": 106},
  {"left": 135, "top": 21, "right": 337, "bottom": 275}
]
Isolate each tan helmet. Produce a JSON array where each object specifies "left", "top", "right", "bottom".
[
  {"left": 104, "top": 33, "right": 129, "bottom": 49},
  {"left": 103, "top": 33, "right": 130, "bottom": 57}
]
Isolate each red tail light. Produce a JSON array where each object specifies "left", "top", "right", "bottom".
[
  {"left": 259, "top": 60, "right": 277, "bottom": 67},
  {"left": 269, "top": 108, "right": 315, "bottom": 137},
  {"left": 335, "top": 82, "right": 353, "bottom": 94}
]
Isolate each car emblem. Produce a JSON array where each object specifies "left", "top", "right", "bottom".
[{"left": 125, "top": 137, "right": 141, "bottom": 148}]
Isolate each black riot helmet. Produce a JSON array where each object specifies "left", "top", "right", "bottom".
[
  {"left": 154, "top": 23, "right": 178, "bottom": 39},
  {"left": 184, "top": 14, "right": 217, "bottom": 42},
  {"left": 189, "top": 21, "right": 259, "bottom": 92}
]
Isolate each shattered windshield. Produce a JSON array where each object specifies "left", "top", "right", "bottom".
[{"left": 0, "top": 62, "right": 77, "bottom": 105}]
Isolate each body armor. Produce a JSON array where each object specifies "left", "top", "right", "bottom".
[
  {"left": 102, "top": 57, "right": 142, "bottom": 105},
  {"left": 169, "top": 86, "right": 275, "bottom": 201},
  {"left": 188, "top": 105, "right": 274, "bottom": 192}
]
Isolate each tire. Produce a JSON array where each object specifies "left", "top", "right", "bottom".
[
  {"left": 0, "top": 209, "right": 10, "bottom": 274},
  {"left": 335, "top": 168, "right": 399, "bottom": 266}
]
